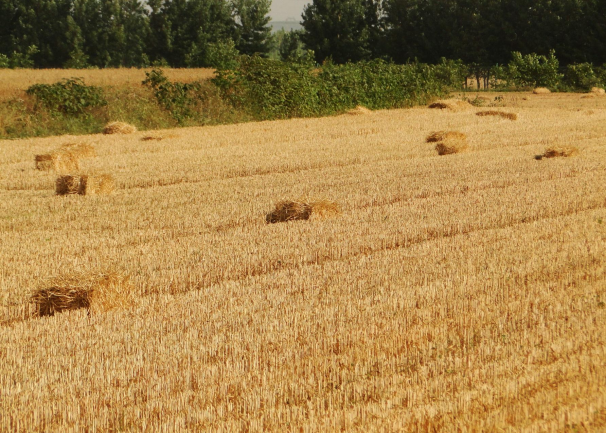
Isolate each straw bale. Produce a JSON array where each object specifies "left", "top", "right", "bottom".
[
  {"left": 60, "top": 143, "right": 97, "bottom": 158},
  {"left": 346, "top": 106, "right": 372, "bottom": 115},
  {"left": 34, "top": 154, "right": 54, "bottom": 171},
  {"left": 310, "top": 200, "right": 341, "bottom": 219},
  {"left": 590, "top": 87, "right": 605, "bottom": 94},
  {"left": 476, "top": 110, "right": 518, "bottom": 120},
  {"left": 436, "top": 141, "right": 469, "bottom": 155},
  {"left": 103, "top": 121, "right": 137, "bottom": 135},
  {"left": 543, "top": 146, "right": 579, "bottom": 158},
  {"left": 55, "top": 174, "right": 115, "bottom": 196},
  {"left": 533, "top": 87, "right": 551, "bottom": 94},
  {"left": 266, "top": 201, "right": 312, "bottom": 223},
  {"left": 35, "top": 151, "right": 80, "bottom": 173},
  {"left": 428, "top": 99, "right": 473, "bottom": 111},
  {"left": 31, "top": 271, "right": 134, "bottom": 317},
  {"left": 426, "top": 131, "right": 467, "bottom": 143},
  {"left": 84, "top": 174, "right": 115, "bottom": 195}
]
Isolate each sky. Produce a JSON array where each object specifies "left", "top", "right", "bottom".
[{"left": 269, "top": 0, "right": 310, "bottom": 21}]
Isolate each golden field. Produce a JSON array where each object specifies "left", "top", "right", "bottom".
[
  {"left": 0, "top": 67, "right": 215, "bottom": 101},
  {"left": 1, "top": 92, "right": 606, "bottom": 431}
]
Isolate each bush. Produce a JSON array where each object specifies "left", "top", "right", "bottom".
[
  {"left": 26, "top": 78, "right": 107, "bottom": 115},
  {"left": 563, "top": 63, "right": 601, "bottom": 90},
  {"left": 213, "top": 55, "right": 446, "bottom": 120},
  {"left": 508, "top": 50, "right": 562, "bottom": 89},
  {"left": 143, "top": 69, "right": 230, "bottom": 124},
  {"left": 433, "top": 58, "right": 467, "bottom": 90}
]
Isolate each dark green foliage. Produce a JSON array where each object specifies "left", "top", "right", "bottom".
[
  {"left": 143, "top": 69, "right": 228, "bottom": 124},
  {"left": 231, "top": 0, "right": 273, "bottom": 56},
  {"left": 301, "top": 0, "right": 383, "bottom": 64},
  {"left": 507, "top": 50, "right": 562, "bottom": 89},
  {"left": 26, "top": 78, "right": 107, "bottom": 115},
  {"left": 213, "top": 55, "right": 445, "bottom": 120},
  {"left": 563, "top": 63, "right": 602, "bottom": 91},
  {"left": 147, "top": 0, "right": 236, "bottom": 67},
  {"left": 278, "top": 30, "right": 303, "bottom": 61}
]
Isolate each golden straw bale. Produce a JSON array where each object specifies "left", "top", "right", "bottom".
[
  {"left": 428, "top": 99, "right": 473, "bottom": 111},
  {"left": 56, "top": 175, "right": 86, "bottom": 195},
  {"left": 533, "top": 87, "right": 551, "bottom": 94},
  {"left": 476, "top": 110, "right": 518, "bottom": 120},
  {"left": 436, "top": 141, "right": 469, "bottom": 155},
  {"left": 84, "top": 174, "right": 115, "bottom": 195},
  {"left": 35, "top": 151, "right": 80, "bottom": 173},
  {"left": 310, "top": 200, "right": 341, "bottom": 219},
  {"left": 34, "top": 154, "right": 54, "bottom": 170},
  {"left": 103, "top": 121, "right": 137, "bottom": 135},
  {"left": 266, "top": 201, "right": 312, "bottom": 223},
  {"left": 543, "top": 146, "right": 580, "bottom": 158},
  {"left": 426, "top": 131, "right": 467, "bottom": 143},
  {"left": 591, "top": 87, "right": 605, "bottom": 94},
  {"left": 31, "top": 271, "right": 134, "bottom": 317},
  {"left": 55, "top": 174, "right": 115, "bottom": 196},
  {"left": 346, "top": 106, "right": 372, "bottom": 115},
  {"left": 60, "top": 143, "right": 97, "bottom": 158}
]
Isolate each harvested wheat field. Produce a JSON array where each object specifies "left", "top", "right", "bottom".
[{"left": 1, "top": 92, "right": 606, "bottom": 431}]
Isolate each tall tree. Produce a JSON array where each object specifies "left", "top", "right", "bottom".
[
  {"left": 147, "top": 0, "right": 236, "bottom": 67},
  {"left": 231, "top": 0, "right": 273, "bottom": 56},
  {"left": 300, "top": 0, "right": 383, "bottom": 64}
]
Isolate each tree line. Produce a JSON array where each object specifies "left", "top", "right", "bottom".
[
  {"left": 0, "top": 0, "right": 272, "bottom": 68},
  {"left": 1, "top": 0, "right": 606, "bottom": 69}
]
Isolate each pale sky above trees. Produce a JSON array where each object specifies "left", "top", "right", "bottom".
[{"left": 269, "top": 0, "right": 309, "bottom": 20}]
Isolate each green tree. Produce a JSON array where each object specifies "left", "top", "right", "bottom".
[
  {"left": 148, "top": 0, "right": 236, "bottom": 67},
  {"left": 231, "top": 0, "right": 273, "bottom": 56},
  {"left": 301, "top": 0, "right": 383, "bottom": 64}
]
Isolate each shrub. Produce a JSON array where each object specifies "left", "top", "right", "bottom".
[
  {"left": 213, "top": 55, "right": 445, "bottom": 120},
  {"left": 564, "top": 63, "right": 601, "bottom": 90},
  {"left": 507, "top": 50, "right": 562, "bottom": 89},
  {"left": 26, "top": 78, "right": 107, "bottom": 116},
  {"left": 143, "top": 69, "right": 227, "bottom": 124}
]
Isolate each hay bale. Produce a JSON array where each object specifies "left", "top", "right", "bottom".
[
  {"left": 590, "top": 87, "right": 605, "bottom": 94},
  {"left": 436, "top": 141, "right": 469, "bottom": 155},
  {"left": 265, "top": 199, "right": 340, "bottom": 223},
  {"left": 543, "top": 146, "right": 579, "bottom": 158},
  {"left": 35, "top": 151, "right": 80, "bottom": 173},
  {"left": 31, "top": 271, "right": 134, "bottom": 317},
  {"left": 309, "top": 200, "right": 341, "bottom": 219},
  {"left": 266, "top": 201, "right": 312, "bottom": 223},
  {"left": 34, "top": 154, "right": 55, "bottom": 171},
  {"left": 428, "top": 99, "right": 473, "bottom": 111},
  {"left": 533, "top": 87, "right": 551, "bottom": 94},
  {"left": 60, "top": 143, "right": 97, "bottom": 158},
  {"left": 476, "top": 110, "right": 518, "bottom": 120},
  {"left": 346, "top": 106, "right": 372, "bottom": 115},
  {"left": 56, "top": 174, "right": 115, "bottom": 195},
  {"left": 426, "top": 131, "right": 467, "bottom": 143},
  {"left": 103, "top": 121, "right": 137, "bottom": 135}
]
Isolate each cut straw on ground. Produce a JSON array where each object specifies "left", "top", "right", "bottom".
[
  {"left": 103, "top": 121, "right": 137, "bottom": 135},
  {"left": 426, "top": 131, "right": 467, "bottom": 143},
  {"left": 30, "top": 271, "right": 134, "bottom": 317},
  {"left": 428, "top": 99, "right": 473, "bottom": 111},
  {"left": 476, "top": 110, "right": 518, "bottom": 120}
]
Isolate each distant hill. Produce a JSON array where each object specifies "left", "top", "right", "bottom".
[{"left": 270, "top": 21, "right": 303, "bottom": 33}]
